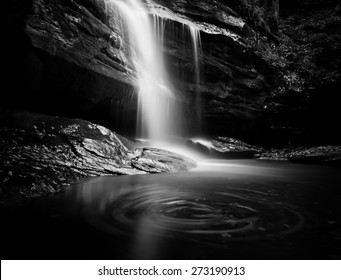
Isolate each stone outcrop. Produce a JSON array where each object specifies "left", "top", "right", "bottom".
[
  {"left": 259, "top": 146, "right": 341, "bottom": 165},
  {"left": 186, "top": 136, "right": 261, "bottom": 158},
  {"left": 288, "top": 146, "right": 341, "bottom": 165},
  {"left": 0, "top": 110, "right": 196, "bottom": 206},
  {"left": 145, "top": 0, "right": 276, "bottom": 138},
  {"left": 2, "top": 0, "right": 138, "bottom": 136},
  {"left": 185, "top": 136, "right": 341, "bottom": 164},
  {"left": 132, "top": 147, "right": 196, "bottom": 173}
]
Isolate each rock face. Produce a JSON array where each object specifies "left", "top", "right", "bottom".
[
  {"left": 0, "top": 110, "right": 196, "bottom": 206},
  {"left": 1, "top": 0, "right": 277, "bottom": 140},
  {"left": 1, "top": 0, "right": 340, "bottom": 144},
  {"left": 26, "top": 0, "right": 134, "bottom": 84},
  {"left": 149, "top": 0, "right": 273, "bottom": 138},
  {"left": 2, "top": 0, "right": 138, "bottom": 136}
]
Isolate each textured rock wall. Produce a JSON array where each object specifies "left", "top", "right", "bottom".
[
  {"left": 2, "top": 0, "right": 138, "bottom": 136},
  {"left": 148, "top": 0, "right": 277, "bottom": 138},
  {"left": 1, "top": 0, "right": 277, "bottom": 140},
  {"left": 4, "top": 0, "right": 338, "bottom": 144}
]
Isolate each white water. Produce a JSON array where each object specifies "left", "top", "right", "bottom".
[
  {"left": 108, "top": 0, "right": 201, "bottom": 143},
  {"left": 189, "top": 26, "right": 202, "bottom": 132}
]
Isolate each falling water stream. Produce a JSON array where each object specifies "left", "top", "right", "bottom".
[{"left": 109, "top": 0, "right": 201, "bottom": 143}]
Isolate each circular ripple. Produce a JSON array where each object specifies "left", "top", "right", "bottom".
[{"left": 81, "top": 183, "right": 304, "bottom": 243}]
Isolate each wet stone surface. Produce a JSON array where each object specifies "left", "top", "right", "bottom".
[
  {"left": 186, "top": 137, "right": 261, "bottom": 159},
  {"left": 132, "top": 148, "right": 197, "bottom": 173},
  {"left": 259, "top": 146, "right": 341, "bottom": 165},
  {"left": 0, "top": 110, "right": 196, "bottom": 207},
  {"left": 186, "top": 136, "right": 341, "bottom": 165}
]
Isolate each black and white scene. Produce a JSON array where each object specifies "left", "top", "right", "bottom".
[{"left": 1, "top": 0, "right": 341, "bottom": 260}]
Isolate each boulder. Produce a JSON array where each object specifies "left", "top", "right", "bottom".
[
  {"left": 131, "top": 148, "right": 197, "bottom": 173},
  {"left": 0, "top": 110, "right": 196, "bottom": 206}
]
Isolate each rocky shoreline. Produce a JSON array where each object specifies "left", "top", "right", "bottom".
[
  {"left": 187, "top": 136, "right": 341, "bottom": 165},
  {"left": 0, "top": 110, "right": 196, "bottom": 207},
  {"left": 1, "top": 110, "right": 340, "bottom": 208}
]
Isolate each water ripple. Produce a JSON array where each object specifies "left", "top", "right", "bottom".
[{"left": 72, "top": 179, "right": 305, "bottom": 244}]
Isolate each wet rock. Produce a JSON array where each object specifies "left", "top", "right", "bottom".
[
  {"left": 25, "top": 0, "right": 134, "bottom": 84},
  {"left": 259, "top": 145, "right": 341, "bottom": 165},
  {"left": 131, "top": 148, "right": 197, "bottom": 173},
  {"left": 186, "top": 137, "right": 261, "bottom": 159},
  {"left": 186, "top": 137, "right": 341, "bottom": 165},
  {"left": 288, "top": 146, "right": 341, "bottom": 165},
  {"left": 148, "top": 0, "right": 273, "bottom": 137},
  {"left": 257, "top": 149, "right": 290, "bottom": 161},
  {"left": 2, "top": 0, "right": 276, "bottom": 139},
  {"left": 0, "top": 110, "right": 196, "bottom": 206}
]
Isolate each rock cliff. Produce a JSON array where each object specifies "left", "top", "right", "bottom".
[
  {"left": 1, "top": 0, "right": 279, "bottom": 140},
  {"left": 1, "top": 0, "right": 340, "bottom": 142}
]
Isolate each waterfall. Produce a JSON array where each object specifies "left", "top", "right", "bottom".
[
  {"left": 107, "top": 0, "right": 201, "bottom": 143},
  {"left": 189, "top": 26, "right": 202, "bottom": 134}
]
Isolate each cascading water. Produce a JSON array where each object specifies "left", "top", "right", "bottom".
[
  {"left": 189, "top": 26, "right": 202, "bottom": 133},
  {"left": 107, "top": 0, "right": 201, "bottom": 143},
  {"left": 109, "top": 0, "right": 175, "bottom": 141}
]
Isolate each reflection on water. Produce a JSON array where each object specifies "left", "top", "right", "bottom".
[
  {"left": 70, "top": 171, "right": 303, "bottom": 240},
  {"left": 53, "top": 159, "right": 340, "bottom": 259},
  {"left": 2, "top": 159, "right": 340, "bottom": 259}
]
